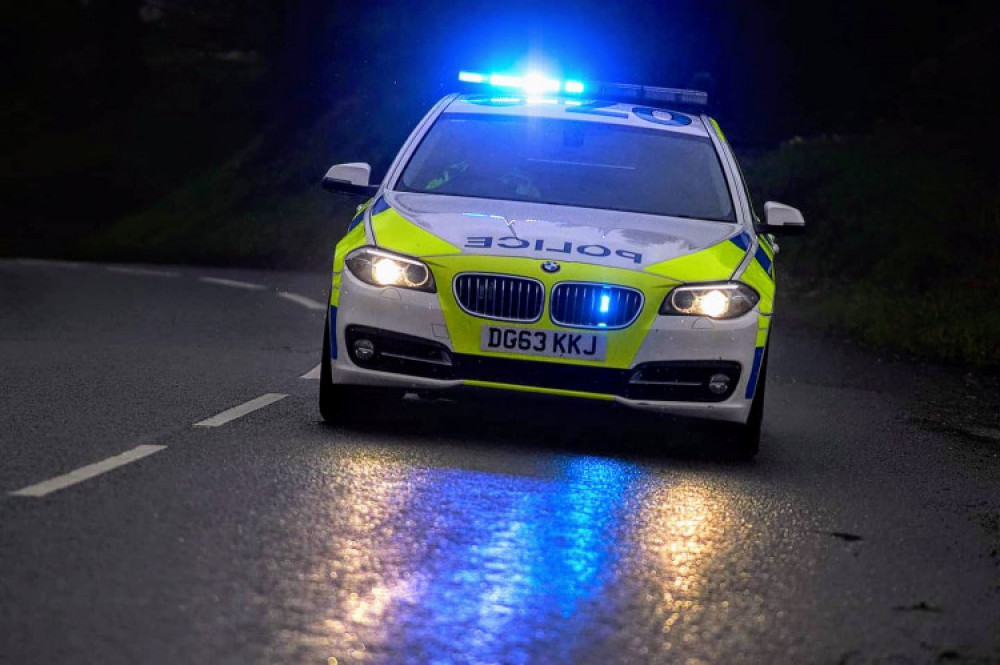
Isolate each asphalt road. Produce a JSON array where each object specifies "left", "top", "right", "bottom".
[{"left": 1, "top": 258, "right": 998, "bottom": 664}]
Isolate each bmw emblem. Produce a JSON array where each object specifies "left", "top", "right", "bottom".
[{"left": 541, "top": 261, "right": 561, "bottom": 274}]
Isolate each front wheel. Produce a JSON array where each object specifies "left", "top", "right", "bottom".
[{"left": 319, "top": 320, "right": 353, "bottom": 422}]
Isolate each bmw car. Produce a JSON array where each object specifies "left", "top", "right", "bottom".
[{"left": 318, "top": 72, "right": 805, "bottom": 457}]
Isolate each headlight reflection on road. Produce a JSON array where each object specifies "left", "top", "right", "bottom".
[
  {"left": 631, "top": 480, "right": 739, "bottom": 650},
  {"left": 296, "top": 456, "right": 427, "bottom": 664}
]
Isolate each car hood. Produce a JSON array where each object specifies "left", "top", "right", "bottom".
[{"left": 378, "top": 192, "right": 739, "bottom": 271}]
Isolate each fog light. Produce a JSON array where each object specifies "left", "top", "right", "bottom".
[
  {"left": 708, "top": 373, "right": 730, "bottom": 395},
  {"left": 353, "top": 339, "right": 375, "bottom": 362}
]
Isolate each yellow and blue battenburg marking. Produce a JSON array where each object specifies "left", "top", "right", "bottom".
[
  {"left": 722, "top": 230, "right": 773, "bottom": 398},
  {"left": 729, "top": 231, "right": 774, "bottom": 280},
  {"left": 332, "top": 189, "right": 774, "bottom": 402},
  {"left": 347, "top": 196, "right": 377, "bottom": 232},
  {"left": 745, "top": 346, "right": 766, "bottom": 398},
  {"left": 329, "top": 216, "right": 372, "bottom": 359}
]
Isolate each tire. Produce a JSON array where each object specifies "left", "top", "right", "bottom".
[
  {"left": 728, "top": 346, "right": 768, "bottom": 460},
  {"left": 319, "top": 317, "right": 357, "bottom": 423}
]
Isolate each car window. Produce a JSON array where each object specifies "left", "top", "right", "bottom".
[{"left": 396, "top": 114, "right": 735, "bottom": 222}]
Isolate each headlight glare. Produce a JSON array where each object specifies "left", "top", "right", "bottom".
[
  {"left": 345, "top": 247, "right": 435, "bottom": 292},
  {"left": 660, "top": 282, "right": 759, "bottom": 319},
  {"left": 372, "top": 258, "right": 404, "bottom": 285}
]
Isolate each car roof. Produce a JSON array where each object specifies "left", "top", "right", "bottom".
[{"left": 442, "top": 93, "right": 712, "bottom": 138}]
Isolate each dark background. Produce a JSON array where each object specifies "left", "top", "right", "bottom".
[{"left": 2, "top": 0, "right": 998, "bottom": 363}]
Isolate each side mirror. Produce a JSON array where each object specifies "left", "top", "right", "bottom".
[
  {"left": 758, "top": 201, "right": 806, "bottom": 234},
  {"left": 322, "top": 162, "right": 379, "bottom": 197}
]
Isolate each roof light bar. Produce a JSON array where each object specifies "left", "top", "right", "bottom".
[
  {"left": 459, "top": 71, "right": 586, "bottom": 95},
  {"left": 458, "top": 71, "right": 485, "bottom": 83},
  {"left": 590, "top": 81, "right": 708, "bottom": 106},
  {"left": 457, "top": 71, "right": 707, "bottom": 107}
]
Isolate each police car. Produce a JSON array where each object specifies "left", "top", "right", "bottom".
[{"left": 319, "top": 71, "right": 805, "bottom": 457}]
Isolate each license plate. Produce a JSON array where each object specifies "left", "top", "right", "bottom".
[{"left": 480, "top": 325, "right": 607, "bottom": 361}]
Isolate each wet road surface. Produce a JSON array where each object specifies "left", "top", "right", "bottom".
[{"left": 1, "top": 259, "right": 998, "bottom": 664}]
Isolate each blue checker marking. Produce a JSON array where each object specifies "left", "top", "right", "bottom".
[
  {"left": 745, "top": 346, "right": 765, "bottom": 399},
  {"left": 371, "top": 196, "right": 390, "bottom": 216},
  {"left": 346, "top": 212, "right": 364, "bottom": 232},
  {"left": 729, "top": 232, "right": 752, "bottom": 251},
  {"left": 755, "top": 246, "right": 773, "bottom": 275},
  {"left": 329, "top": 306, "right": 338, "bottom": 359}
]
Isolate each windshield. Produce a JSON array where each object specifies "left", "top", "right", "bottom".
[{"left": 396, "top": 113, "right": 735, "bottom": 222}]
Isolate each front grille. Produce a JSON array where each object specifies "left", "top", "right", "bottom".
[
  {"left": 550, "top": 283, "right": 643, "bottom": 329},
  {"left": 454, "top": 273, "right": 544, "bottom": 322}
]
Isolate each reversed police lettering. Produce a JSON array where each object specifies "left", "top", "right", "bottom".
[
  {"left": 465, "top": 236, "right": 493, "bottom": 249},
  {"left": 497, "top": 236, "right": 530, "bottom": 249},
  {"left": 615, "top": 249, "right": 642, "bottom": 264},
  {"left": 464, "top": 236, "right": 643, "bottom": 265},
  {"left": 577, "top": 244, "right": 611, "bottom": 258}
]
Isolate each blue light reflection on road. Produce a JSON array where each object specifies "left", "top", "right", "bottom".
[{"left": 358, "top": 456, "right": 638, "bottom": 663}]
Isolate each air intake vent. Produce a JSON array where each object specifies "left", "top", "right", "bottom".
[
  {"left": 454, "top": 274, "right": 544, "bottom": 322},
  {"left": 550, "top": 283, "right": 643, "bottom": 329}
]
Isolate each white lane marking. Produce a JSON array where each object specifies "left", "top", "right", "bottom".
[
  {"left": 9, "top": 445, "right": 167, "bottom": 498},
  {"left": 277, "top": 291, "right": 326, "bottom": 311},
  {"left": 193, "top": 393, "right": 288, "bottom": 427},
  {"left": 301, "top": 363, "right": 322, "bottom": 379},
  {"left": 198, "top": 276, "right": 266, "bottom": 290},
  {"left": 106, "top": 266, "right": 180, "bottom": 278}
]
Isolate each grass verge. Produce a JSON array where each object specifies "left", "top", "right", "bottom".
[{"left": 744, "top": 129, "right": 1000, "bottom": 366}]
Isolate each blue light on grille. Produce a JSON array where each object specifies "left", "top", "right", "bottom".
[{"left": 550, "top": 283, "right": 643, "bottom": 329}]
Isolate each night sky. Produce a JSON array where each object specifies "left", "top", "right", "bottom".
[
  {"left": 5, "top": 1, "right": 996, "bottom": 142},
  {"left": 303, "top": 0, "right": 997, "bottom": 142}
]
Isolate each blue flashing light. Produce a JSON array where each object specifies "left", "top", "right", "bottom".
[
  {"left": 457, "top": 71, "right": 709, "bottom": 107},
  {"left": 459, "top": 71, "right": 485, "bottom": 83},
  {"left": 599, "top": 294, "right": 610, "bottom": 314},
  {"left": 523, "top": 74, "right": 560, "bottom": 94},
  {"left": 489, "top": 74, "right": 523, "bottom": 88},
  {"left": 459, "top": 71, "right": 585, "bottom": 97}
]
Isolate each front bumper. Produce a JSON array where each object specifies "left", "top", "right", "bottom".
[{"left": 330, "top": 269, "right": 763, "bottom": 424}]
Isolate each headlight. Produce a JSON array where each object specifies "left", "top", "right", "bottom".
[
  {"left": 344, "top": 246, "right": 435, "bottom": 292},
  {"left": 660, "top": 282, "right": 759, "bottom": 319}
]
